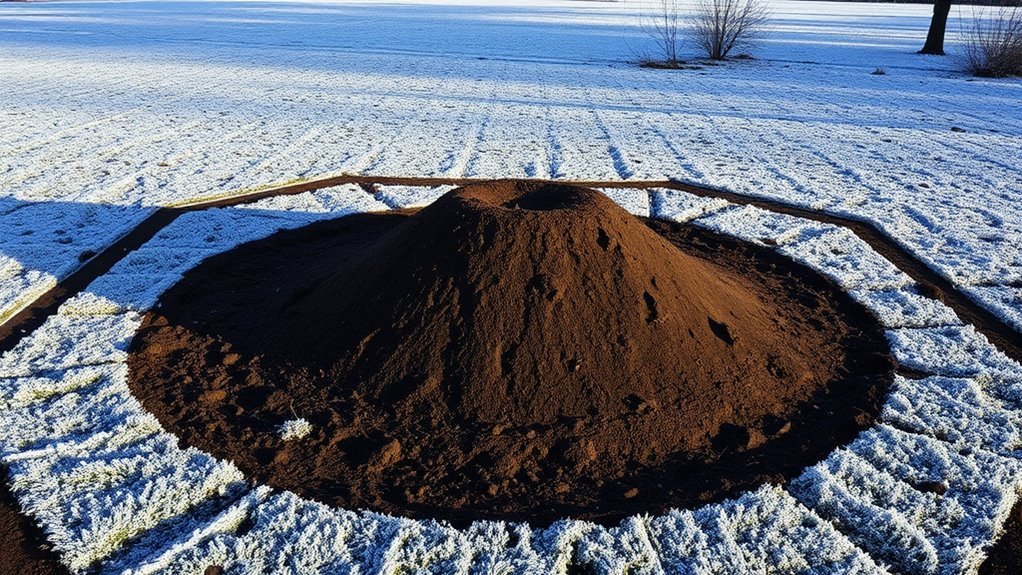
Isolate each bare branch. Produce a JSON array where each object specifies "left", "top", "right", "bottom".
[
  {"left": 689, "top": 0, "right": 769, "bottom": 60},
  {"left": 961, "top": 4, "right": 1022, "bottom": 77},
  {"left": 639, "top": 0, "right": 683, "bottom": 66}
]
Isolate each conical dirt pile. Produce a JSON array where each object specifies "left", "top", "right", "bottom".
[
  {"left": 129, "top": 180, "right": 892, "bottom": 524},
  {"left": 272, "top": 181, "right": 823, "bottom": 446}
]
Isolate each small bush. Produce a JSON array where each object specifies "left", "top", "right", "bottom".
[
  {"left": 962, "top": 5, "right": 1022, "bottom": 77},
  {"left": 689, "top": 0, "right": 769, "bottom": 60},
  {"left": 640, "top": 0, "right": 683, "bottom": 67}
]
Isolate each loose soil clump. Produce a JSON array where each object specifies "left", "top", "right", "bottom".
[{"left": 128, "top": 180, "right": 892, "bottom": 525}]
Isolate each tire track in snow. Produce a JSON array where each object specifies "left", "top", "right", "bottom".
[
  {"left": 647, "top": 120, "right": 708, "bottom": 182},
  {"left": 449, "top": 112, "right": 490, "bottom": 178},
  {"left": 233, "top": 126, "right": 327, "bottom": 183},
  {"left": 114, "top": 119, "right": 270, "bottom": 206},
  {"left": 929, "top": 136, "right": 1022, "bottom": 179},
  {"left": 590, "top": 109, "right": 634, "bottom": 181},
  {"left": 546, "top": 115, "right": 565, "bottom": 179},
  {"left": 347, "top": 100, "right": 434, "bottom": 176}
]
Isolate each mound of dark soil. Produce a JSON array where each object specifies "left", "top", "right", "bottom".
[{"left": 128, "top": 180, "right": 892, "bottom": 525}]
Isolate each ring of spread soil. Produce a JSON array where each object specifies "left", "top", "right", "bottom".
[{"left": 127, "top": 181, "right": 893, "bottom": 525}]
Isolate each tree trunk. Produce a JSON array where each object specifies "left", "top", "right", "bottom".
[{"left": 919, "top": 0, "right": 952, "bottom": 55}]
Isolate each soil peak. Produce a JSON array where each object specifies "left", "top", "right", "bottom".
[{"left": 277, "top": 181, "right": 810, "bottom": 439}]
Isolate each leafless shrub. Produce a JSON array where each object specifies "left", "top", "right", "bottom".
[
  {"left": 961, "top": 4, "right": 1022, "bottom": 77},
  {"left": 689, "top": 0, "right": 769, "bottom": 60},
  {"left": 640, "top": 0, "right": 683, "bottom": 66}
]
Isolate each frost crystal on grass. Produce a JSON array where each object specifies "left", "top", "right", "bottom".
[{"left": 278, "top": 418, "right": 313, "bottom": 441}]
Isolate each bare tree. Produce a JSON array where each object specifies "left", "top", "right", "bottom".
[
  {"left": 689, "top": 0, "right": 769, "bottom": 60},
  {"left": 640, "top": 0, "right": 683, "bottom": 66},
  {"left": 920, "top": 0, "right": 953, "bottom": 55},
  {"left": 961, "top": 4, "right": 1022, "bottom": 77}
]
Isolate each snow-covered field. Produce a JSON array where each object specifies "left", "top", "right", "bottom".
[
  {"left": 0, "top": 0, "right": 1021, "bottom": 327},
  {"left": 2, "top": 0, "right": 1022, "bottom": 572}
]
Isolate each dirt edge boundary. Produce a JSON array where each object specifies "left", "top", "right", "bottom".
[
  {"left": 1, "top": 174, "right": 1019, "bottom": 360},
  {"left": 664, "top": 178, "right": 1022, "bottom": 364}
]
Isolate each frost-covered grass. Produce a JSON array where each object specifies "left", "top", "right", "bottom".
[
  {"left": 1, "top": 184, "right": 1021, "bottom": 573},
  {"left": 277, "top": 418, "right": 313, "bottom": 442},
  {"left": 0, "top": 0, "right": 1020, "bottom": 326}
]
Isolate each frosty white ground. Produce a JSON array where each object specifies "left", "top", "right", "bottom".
[
  {"left": 1, "top": 0, "right": 1021, "bottom": 572},
  {"left": 0, "top": 0, "right": 1020, "bottom": 328},
  {"left": 1, "top": 184, "right": 1021, "bottom": 574}
]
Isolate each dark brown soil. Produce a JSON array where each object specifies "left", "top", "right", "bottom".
[
  {"left": 0, "top": 467, "right": 68, "bottom": 575},
  {"left": 128, "top": 180, "right": 893, "bottom": 525},
  {"left": 979, "top": 501, "right": 1022, "bottom": 574}
]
